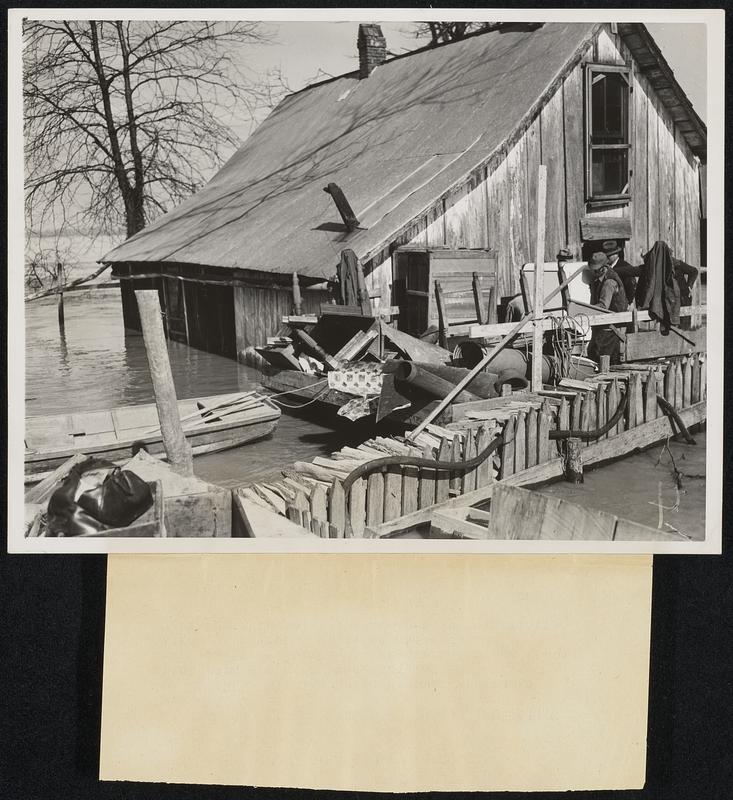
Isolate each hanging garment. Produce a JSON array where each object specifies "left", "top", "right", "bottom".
[{"left": 636, "top": 241, "right": 681, "bottom": 334}]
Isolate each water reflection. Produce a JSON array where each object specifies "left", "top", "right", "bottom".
[{"left": 25, "top": 290, "right": 340, "bottom": 486}]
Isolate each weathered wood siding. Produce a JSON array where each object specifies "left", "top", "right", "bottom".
[
  {"left": 362, "top": 24, "right": 701, "bottom": 309},
  {"left": 233, "top": 284, "right": 328, "bottom": 359}
]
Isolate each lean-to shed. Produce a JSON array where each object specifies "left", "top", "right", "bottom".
[{"left": 102, "top": 21, "right": 706, "bottom": 361}]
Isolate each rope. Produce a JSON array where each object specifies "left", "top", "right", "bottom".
[{"left": 269, "top": 385, "right": 331, "bottom": 409}]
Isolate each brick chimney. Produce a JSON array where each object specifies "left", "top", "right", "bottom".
[{"left": 358, "top": 24, "right": 386, "bottom": 79}]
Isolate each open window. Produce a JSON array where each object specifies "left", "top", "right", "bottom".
[{"left": 585, "top": 64, "right": 631, "bottom": 202}]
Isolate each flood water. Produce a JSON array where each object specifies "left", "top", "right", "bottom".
[
  {"left": 25, "top": 290, "right": 357, "bottom": 488},
  {"left": 26, "top": 290, "right": 707, "bottom": 540}
]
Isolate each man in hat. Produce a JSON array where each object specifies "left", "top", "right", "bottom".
[
  {"left": 587, "top": 251, "right": 628, "bottom": 364},
  {"left": 601, "top": 239, "right": 641, "bottom": 306}
]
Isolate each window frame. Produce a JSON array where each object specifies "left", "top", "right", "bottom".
[{"left": 584, "top": 63, "right": 632, "bottom": 203}]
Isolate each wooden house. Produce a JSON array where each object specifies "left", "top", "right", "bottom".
[{"left": 102, "top": 22, "right": 706, "bottom": 360}]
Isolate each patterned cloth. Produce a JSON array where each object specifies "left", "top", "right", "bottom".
[
  {"left": 328, "top": 362, "right": 383, "bottom": 396},
  {"left": 337, "top": 396, "right": 376, "bottom": 421}
]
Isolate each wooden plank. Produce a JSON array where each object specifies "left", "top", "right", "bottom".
[
  {"left": 571, "top": 392, "right": 583, "bottom": 432},
  {"left": 563, "top": 63, "right": 585, "bottom": 253},
  {"left": 435, "top": 438, "right": 451, "bottom": 502},
  {"left": 489, "top": 483, "right": 616, "bottom": 541},
  {"left": 658, "top": 108, "right": 676, "bottom": 246},
  {"left": 674, "top": 127, "right": 688, "bottom": 260},
  {"left": 579, "top": 216, "right": 632, "bottom": 241},
  {"left": 430, "top": 508, "right": 491, "bottom": 540},
  {"left": 348, "top": 478, "right": 366, "bottom": 538},
  {"left": 633, "top": 372, "right": 644, "bottom": 428},
  {"left": 366, "top": 472, "right": 385, "bottom": 529},
  {"left": 500, "top": 415, "right": 515, "bottom": 479},
  {"left": 507, "top": 136, "right": 529, "bottom": 269},
  {"left": 700, "top": 355, "right": 707, "bottom": 402},
  {"left": 644, "top": 371, "right": 657, "bottom": 422},
  {"left": 682, "top": 357, "right": 692, "bottom": 408},
  {"left": 646, "top": 87, "right": 661, "bottom": 244},
  {"left": 586, "top": 389, "right": 597, "bottom": 447},
  {"left": 526, "top": 408, "right": 538, "bottom": 468},
  {"left": 540, "top": 93, "right": 563, "bottom": 261},
  {"left": 380, "top": 321, "right": 450, "bottom": 364},
  {"left": 239, "top": 496, "right": 315, "bottom": 538},
  {"left": 461, "top": 432, "right": 477, "bottom": 494},
  {"left": 514, "top": 410, "right": 527, "bottom": 473},
  {"left": 328, "top": 479, "right": 346, "bottom": 537},
  {"left": 580, "top": 391, "right": 592, "bottom": 440},
  {"left": 625, "top": 326, "right": 706, "bottom": 361},
  {"left": 531, "top": 165, "right": 547, "bottom": 390},
  {"left": 383, "top": 466, "right": 403, "bottom": 522},
  {"left": 470, "top": 306, "right": 705, "bottom": 339},
  {"left": 418, "top": 447, "right": 437, "bottom": 508},
  {"left": 596, "top": 382, "right": 608, "bottom": 439},
  {"left": 434, "top": 280, "right": 448, "bottom": 349},
  {"left": 449, "top": 435, "right": 462, "bottom": 495},
  {"left": 631, "top": 71, "right": 649, "bottom": 262},
  {"left": 402, "top": 464, "right": 419, "bottom": 515},
  {"left": 690, "top": 354, "right": 700, "bottom": 404},
  {"left": 309, "top": 484, "right": 328, "bottom": 522},
  {"left": 475, "top": 425, "right": 493, "bottom": 489},
  {"left": 674, "top": 359, "right": 684, "bottom": 410},
  {"left": 558, "top": 398, "right": 570, "bottom": 431},
  {"left": 537, "top": 409, "right": 551, "bottom": 464}
]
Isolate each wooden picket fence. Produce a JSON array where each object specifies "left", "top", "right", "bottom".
[{"left": 237, "top": 353, "right": 706, "bottom": 538}]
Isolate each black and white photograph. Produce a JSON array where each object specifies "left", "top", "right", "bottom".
[{"left": 8, "top": 9, "right": 723, "bottom": 552}]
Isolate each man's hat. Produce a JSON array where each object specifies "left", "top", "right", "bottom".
[
  {"left": 556, "top": 247, "right": 573, "bottom": 261},
  {"left": 601, "top": 239, "right": 622, "bottom": 256},
  {"left": 588, "top": 252, "right": 609, "bottom": 272}
]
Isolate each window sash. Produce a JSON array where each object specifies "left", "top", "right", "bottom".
[{"left": 585, "top": 63, "right": 631, "bottom": 201}]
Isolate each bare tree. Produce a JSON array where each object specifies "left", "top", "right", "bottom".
[
  {"left": 24, "top": 20, "right": 283, "bottom": 242},
  {"left": 412, "top": 22, "right": 542, "bottom": 46}
]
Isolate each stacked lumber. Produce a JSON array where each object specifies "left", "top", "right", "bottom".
[{"left": 236, "top": 420, "right": 500, "bottom": 538}]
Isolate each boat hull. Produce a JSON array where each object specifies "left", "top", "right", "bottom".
[{"left": 25, "top": 394, "right": 281, "bottom": 484}]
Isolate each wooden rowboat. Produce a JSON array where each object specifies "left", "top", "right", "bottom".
[{"left": 25, "top": 392, "right": 281, "bottom": 483}]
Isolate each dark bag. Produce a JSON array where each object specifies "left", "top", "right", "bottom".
[
  {"left": 77, "top": 467, "right": 153, "bottom": 528},
  {"left": 46, "top": 465, "right": 109, "bottom": 537}
]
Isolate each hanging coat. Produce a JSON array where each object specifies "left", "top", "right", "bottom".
[{"left": 636, "top": 241, "right": 681, "bottom": 334}]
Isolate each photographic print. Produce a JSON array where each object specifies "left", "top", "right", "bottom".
[{"left": 8, "top": 9, "right": 723, "bottom": 552}]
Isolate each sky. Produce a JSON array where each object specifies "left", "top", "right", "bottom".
[{"left": 241, "top": 21, "right": 707, "bottom": 127}]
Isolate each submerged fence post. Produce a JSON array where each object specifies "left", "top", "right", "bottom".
[
  {"left": 135, "top": 289, "right": 194, "bottom": 476},
  {"left": 56, "top": 262, "right": 65, "bottom": 329},
  {"left": 564, "top": 437, "right": 584, "bottom": 484}
]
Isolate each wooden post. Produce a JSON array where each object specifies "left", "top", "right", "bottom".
[
  {"left": 472, "top": 272, "right": 487, "bottom": 324},
  {"left": 565, "top": 438, "right": 584, "bottom": 483},
  {"left": 532, "top": 165, "right": 547, "bottom": 392},
  {"left": 435, "top": 280, "right": 448, "bottom": 349},
  {"left": 599, "top": 355, "right": 611, "bottom": 374},
  {"left": 56, "top": 262, "right": 65, "bottom": 329},
  {"left": 487, "top": 286, "right": 498, "bottom": 324},
  {"left": 135, "top": 289, "right": 194, "bottom": 476},
  {"left": 292, "top": 272, "right": 303, "bottom": 315}
]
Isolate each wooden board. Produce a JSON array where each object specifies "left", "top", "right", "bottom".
[
  {"left": 489, "top": 483, "right": 616, "bottom": 540},
  {"left": 579, "top": 216, "right": 632, "bottom": 242},
  {"left": 624, "top": 326, "right": 706, "bottom": 361},
  {"left": 233, "top": 495, "right": 315, "bottom": 538}
]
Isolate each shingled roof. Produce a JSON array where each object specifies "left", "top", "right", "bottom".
[{"left": 102, "top": 22, "right": 706, "bottom": 280}]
